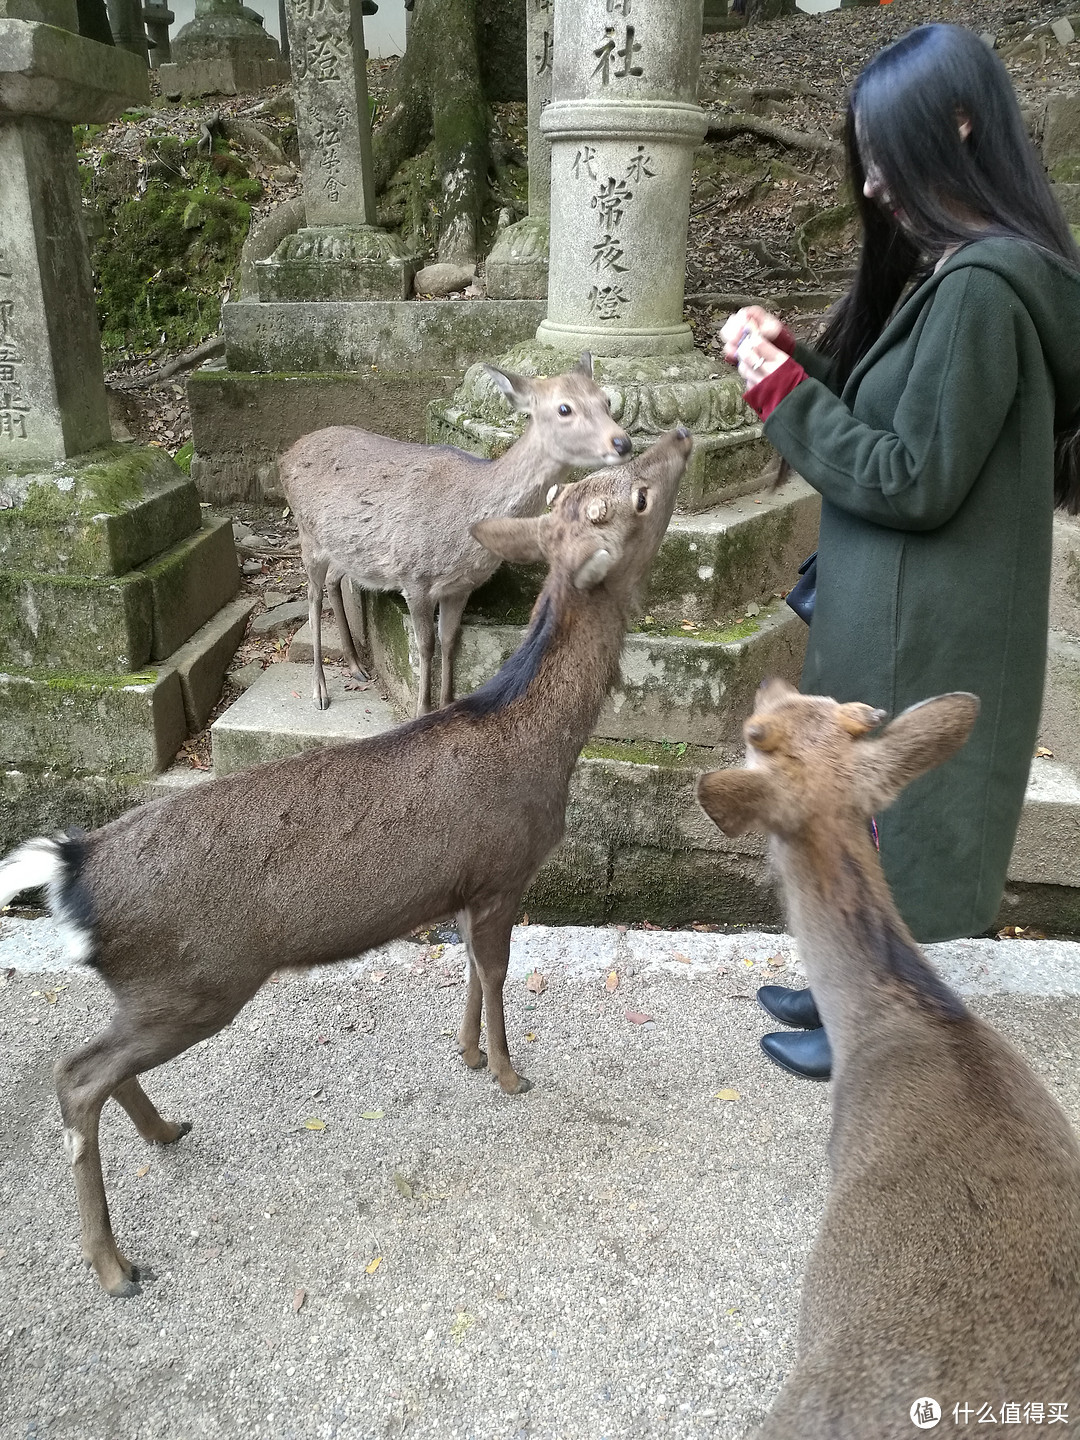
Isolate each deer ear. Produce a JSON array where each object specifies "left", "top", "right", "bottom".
[
  {"left": 576, "top": 350, "right": 594, "bottom": 379},
  {"left": 850, "top": 692, "right": 980, "bottom": 813},
  {"left": 696, "top": 769, "right": 780, "bottom": 837},
  {"left": 471, "top": 515, "right": 548, "bottom": 564},
  {"left": 837, "top": 702, "right": 887, "bottom": 737},
  {"left": 483, "top": 365, "right": 536, "bottom": 412}
]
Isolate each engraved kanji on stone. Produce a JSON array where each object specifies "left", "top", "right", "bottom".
[
  {"left": 587, "top": 283, "right": 629, "bottom": 319},
  {"left": 592, "top": 27, "right": 617, "bottom": 83},
  {"left": 296, "top": 30, "right": 350, "bottom": 81},
  {"left": 625, "top": 144, "right": 656, "bottom": 181},
  {"left": 295, "top": 0, "right": 346, "bottom": 14},
  {"left": 606, "top": 0, "right": 632, "bottom": 14},
  {"left": 591, "top": 234, "right": 627, "bottom": 272},
  {"left": 615, "top": 24, "right": 643, "bottom": 77},
  {"left": 572, "top": 144, "right": 599, "bottom": 180},
  {"left": 536, "top": 24, "right": 553, "bottom": 74},
  {"left": 591, "top": 176, "right": 633, "bottom": 227}
]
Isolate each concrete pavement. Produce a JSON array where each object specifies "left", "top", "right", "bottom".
[{"left": 1, "top": 920, "right": 1079, "bottom": 1440}]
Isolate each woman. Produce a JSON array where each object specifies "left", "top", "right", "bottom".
[{"left": 720, "top": 23, "right": 1080, "bottom": 1080}]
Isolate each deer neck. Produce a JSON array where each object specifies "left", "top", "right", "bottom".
[
  {"left": 771, "top": 824, "right": 967, "bottom": 1059},
  {"left": 491, "top": 423, "right": 577, "bottom": 515}
]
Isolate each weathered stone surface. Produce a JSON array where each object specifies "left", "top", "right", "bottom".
[
  {"left": 168, "top": 592, "right": 256, "bottom": 730},
  {"left": 525, "top": 0, "right": 554, "bottom": 217},
  {"left": 258, "top": 226, "right": 415, "bottom": 302},
  {"left": 140, "top": 515, "right": 239, "bottom": 660},
  {"left": 172, "top": 0, "right": 278, "bottom": 63},
  {"left": 221, "top": 297, "right": 548, "bottom": 373},
  {"left": 0, "top": 445, "right": 201, "bottom": 576},
  {"left": 414, "top": 263, "right": 477, "bottom": 298},
  {"left": 0, "top": 17, "right": 149, "bottom": 120},
  {"left": 484, "top": 216, "right": 549, "bottom": 301},
  {"left": 144, "top": 0, "right": 174, "bottom": 67},
  {"left": 286, "top": 615, "right": 348, "bottom": 665},
  {"left": 0, "top": 766, "right": 144, "bottom": 854},
  {"left": 0, "top": 116, "right": 111, "bottom": 461},
  {"left": 536, "top": 0, "right": 707, "bottom": 356},
  {"left": 0, "top": 567, "right": 153, "bottom": 671},
  {"left": 0, "top": 0, "right": 77, "bottom": 28},
  {"left": 210, "top": 659, "right": 400, "bottom": 774},
  {"left": 1052, "top": 510, "right": 1080, "bottom": 635},
  {"left": 367, "top": 591, "right": 807, "bottom": 747},
  {"left": 250, "top": 598, "right": 307, "bottom": 636},
  {"left": 108, "top": 0, "right": 149, "bottom": 61},
  {"left": 237, "top": 194, "right": 305, "bottom": 297},
  {"left": 0, "top": 666, "right": 187, "bottom": 773},
  {"left": 282, "top": 0, "right": 373, "bottom": 227},
  {"left": 156, "top": 54, "right": 287, "bottom": 97},
  {"left": 1040, "top": 630, "right": 1080, "bottom": 768},
  {"left": 187, "top": 370, "right": 462, "bottom": 502},
  {"left": 1043, "top": 92, "right": 1080, "bottom": 168},
  {"left": 1054, "top": 182, "right": 1080, "bottom": 224},
  {"left": 1009, "top": 758, "right": 1080, "bottom": 888}
]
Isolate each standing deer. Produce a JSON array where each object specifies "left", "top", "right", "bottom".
[
  {"left": 696, "top": 679, "right": 1080, "bottom": 1438},
  {"left": 280, "top": 353, "right": 633, "bottom": 713},
  {"left": 0, "top": 428, "right": 691, "bottom": 1299}
]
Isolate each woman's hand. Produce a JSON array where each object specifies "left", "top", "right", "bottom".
[
  {"left": 720, "top": 306, "right": 787, "bottom": 365},
  {"left": 732, "top": 332, "right": 789, "bottom": 388}
]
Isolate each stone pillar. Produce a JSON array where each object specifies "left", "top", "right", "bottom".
[
  {"left": 0, "top": 9, "right": 249, "bottom": 846},
  {"left": 107, "top": 0, "right": 149, "bottom": 61},
  {"left": 276, "top": 0, "right": 287, "bottom": 57},
  {"left": 485, "top": 0, "right": 553, "bottom": 300},
  {"left": 158, "top": 0, "right": 286, "bottom": 97},
  {"left": 143, "top": 0, "right": 174, "bottom": 65},
  {"left": 255, "top": 0, "right": 414, "bottom": 301},
  {"left": 536, "top": 0, "right": 706, "bottom": 356}
]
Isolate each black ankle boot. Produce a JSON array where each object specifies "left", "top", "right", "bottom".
[
  {"left": 757, "top": 985, "right": 822, "bottom": 1029},
  {"left": 760, "top": 1027, "right": 833, "bottom": 1081}
]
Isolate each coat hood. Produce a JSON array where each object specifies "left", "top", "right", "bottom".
[{"left": 933, "top": 236, "right": 1080, "bottom": 428}]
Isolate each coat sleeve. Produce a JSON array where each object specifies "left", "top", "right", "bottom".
[
  {"left": 764, "top": 268, "right": 1023, "bottom": 532},
  {"left": 792, "top": 341, "right": 838, "bottom": 389}
]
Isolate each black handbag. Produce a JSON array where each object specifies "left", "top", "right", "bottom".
[{"left": 785, "top": 552, "right": 817, "bottom": 625}]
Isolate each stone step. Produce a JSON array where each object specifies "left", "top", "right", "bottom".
[
  {"left": 463, "top": 478, "right": 821, "bottom": 630},
  {"left": 1040, "top": 628, "right": 1080, "bottom": 768},
  {"left": 139, "top": 515, "right": 240, "bottom": 660},
  {"left": 167, "top": 593, "right": 257, "bottom": 732},
  {"left": 210, "top": 660, "right": 402, "bottom": 776},
  {"left": 364, "top": 593, "right": 808, "bottom": 747},
  {"left": 1052, "top": 511, "right": 1080, "bottom": 637}
]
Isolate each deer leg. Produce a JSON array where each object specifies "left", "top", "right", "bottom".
[
  {"left": 437, "top": 592, "right": 471, "bottom": 710},
  {"left": 328, "top": 573, "right": 368, "bottom": 683},
  {"left": 462, "top": 902, "right": 530, "bottom": 1096},
  {"left": 111, "top": 1077, "right": 191, "bottom": 1146},
  {"left": 456, "top": 909, "right": 486, "bottom": 1071},
  {"left": 404, "top": 589, "right": 436, "bottom": 717},
  {"left": 306, "top": 555, "right": 332, "bottom": 711}
]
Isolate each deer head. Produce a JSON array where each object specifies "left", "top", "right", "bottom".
[{"left": 483, "top": 352, "right": 634, "bottom": 469}]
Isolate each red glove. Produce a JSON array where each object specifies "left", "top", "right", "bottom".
[{"left": 743, "top": 356, "right": 807, "bottom": 421}]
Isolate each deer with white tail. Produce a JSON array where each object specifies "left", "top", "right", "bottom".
[
  {"left": 281, "top": 352, "right": 632, "bottom": 713},
  {"left": 0, "top": 428, "right": 691, "bottom": 1300},
  {"left": 696, "top": 679, "right": 1080, "bottom": 1437}
]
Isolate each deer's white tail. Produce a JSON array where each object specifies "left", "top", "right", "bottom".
[{"left": 0, "top": 835, "right": 94, "bottom": 963}]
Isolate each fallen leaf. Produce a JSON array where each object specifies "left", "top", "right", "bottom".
[
  {"left": 392, "top": 1172, "right": 413, "bottom": 1199},
  {"left": 1035, "top": 746, "right": 1054, "bottom": 758},
  {"left": 370, "top": 970, "right": 388, "bottom": 984},
  {"left": 428, "top": 943, "right": 445, "bottom": 961},
  {"left": 303, "top": 1117, "right": 327, "bottom": 1131},
  {"left": 766, "top": 953, "right": 786, "bottom": 969},
  {"left": 521, "top": 912, "right": 530, "bottom": 925},
  {"left": 450, "top": 1311, "right": 474, "bottom": 1343},
  {"left": 365, "top": 1256, "right": 382, "bottom": 1276},
  {"left": 605, "top": 970, "right": 620, "bottom": 991},
  {"left": 136, "top": 1163, "right": 150, "bottom": 1178},
  {"left": 361, "top": 1109, "right": 385, "bottom": 1121},
  {"left": 742, "top": 957, "right": 756, "bottom": 967},
  {"left": 672, "top": 952, "right": 693, "bottom": 965},
  {"left": 525, "top": 1031, "right": 538, "bottom": 1042},
  {"left": 745, "top": 602, "right": 761, "bottom": 616},
  {"left": 292, "top": 1287, "right": 307, "bottom": 1313},
  {"left": 625, "top": 1010, "right": 653, "bottom": 1025},
  {"left": 715, "top": 1089, "right": 740, "bottom": 1102},
  {"left": 525, "top": 969, "right": 547, "bottom": 996}
]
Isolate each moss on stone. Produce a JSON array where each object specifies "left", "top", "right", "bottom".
[
  {"left": 580, "top": 738, "right": 713, "bottom": 768},
  {"left": 1052, "top": 159, "right": 1080, "bottom": 184},
  {"left": 633, "top": 615, "right": 761, "bottom": 643},
  {"left": 0, "top": 569, "right": 154, "bottom": 673}
]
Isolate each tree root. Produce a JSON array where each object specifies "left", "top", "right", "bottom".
[{"left": 705, "top": 112, "right": 841, "bottom": 156}]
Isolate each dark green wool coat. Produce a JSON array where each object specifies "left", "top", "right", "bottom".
[{"left": 765, "top": 238, "right": 1080, "bottom": 942}]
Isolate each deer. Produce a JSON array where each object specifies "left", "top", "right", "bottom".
[
  {"left": 696, "top": 679, "right": 1080, "bottom": 1439},
  {"left": 279, "top": 352, "right": 633, "bottom": 713},
  {"left": 0, "top": 428, "right": 692, "bottom": 1300}
]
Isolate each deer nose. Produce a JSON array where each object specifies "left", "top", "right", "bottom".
[{"left": 612, "top": 434, "right": 632, "bottom": 457}]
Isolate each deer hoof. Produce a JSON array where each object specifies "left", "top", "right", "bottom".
[
  {"left": 313, "top": 691, "right": 330, "bottom": 711},
  {"left": 499, "top": 1073, "right": 533, "bottom": 1096},
  {"left": 460, "top": 1046, "right": 487, "bottom": 1070},
  {"left": 97, "top": 1252, "right": 144, "bottom": 1298},
  {"left": 157, "top": 1119, "right": 192, "bottom": 1145}
]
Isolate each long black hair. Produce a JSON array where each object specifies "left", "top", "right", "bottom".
[{"left": 819, "top": 24, "right": 1080, "bottom": 511}]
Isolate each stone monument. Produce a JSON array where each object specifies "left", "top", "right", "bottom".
[
  {"left": 255, "top": 0, "right": 413, "bottom": 302},
  {"left": 0, "top": 1, "right": 251, "bottom": 849},
  {"left": 158, "top": 0, "right": 287, "bottom": 98},
  {"left": 106, "top": 0, "right": 149, "bottom": 61},
  {"left": 485, "top": 0, "right": 553, "bottom": 301},
  {"left": 143, "top": 0, "right": 173, "bottom": 66}
]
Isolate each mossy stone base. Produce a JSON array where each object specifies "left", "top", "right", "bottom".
[
  {"left": 0, "top": 444, "right": 202, "bottom": 577},
  {"left": 139, "top": 516, "right": 239, "bottom": 660},
  {"left": 257, "top": 227, "right": 417, "bottom": 303},
  {"left": 0, "top": 669, "right": 187, "bottom": 774},
  {"left": 0, "top": 767, "right": 147, "bottom": 857},
  {"left": 0, "top": 567, "right": 153, "bottom": 672},
  {"left": 485, "top": 216, "right": 549, "bottom": 301}
]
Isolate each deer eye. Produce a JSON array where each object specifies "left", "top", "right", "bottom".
[
  {"left": 558, "top": 403, "right": 572, "bottom": 417},
  {"left": 635, "top": 487, "right": 649, "bottom": 512}
]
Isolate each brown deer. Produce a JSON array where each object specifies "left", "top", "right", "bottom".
[
  {"left": 696, "top": 679, "right": 1080, "bottom": 1438},
  {"left": 280, "top": 353, "right": 632, "bottom": 713},
  {"left": 0, "top": 428, "right": 691, "bottom": 1300}
]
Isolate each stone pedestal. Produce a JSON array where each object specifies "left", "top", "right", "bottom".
[
  {"left": 143, "top": 0, "right": 174, "bottom": 66},
  {"left": 107, "top": 0, "right": 149, "bottom": 61},
  {"left": 158, "top": 0, "right": 287, "bottom": 97},
  {"left": 486, "top": 0, "right": 554, "bottom": 300},
  {"left": 0, "top": 12, "right": 247, "bottom": 848},
  {"left": 257, "top": 0, "right": 414, "bottom": 301}
]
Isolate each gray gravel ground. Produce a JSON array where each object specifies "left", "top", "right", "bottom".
[{"left": 1, "top": 921, "right": 1078, "bottom": 1440}]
